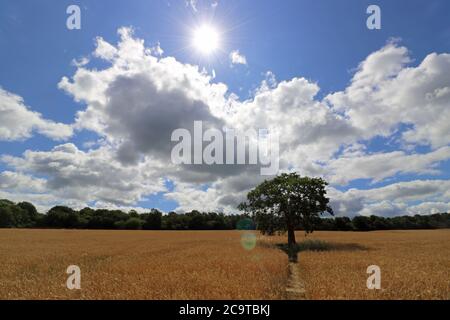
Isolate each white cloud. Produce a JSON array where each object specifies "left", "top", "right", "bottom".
[
  {"left": 230, "top": 77, "right": 358, "bottom": 165},
  {"left": 407, "top": 202, "right": 450, "bottom": 215},
  {"left": 58, "top": 27, "right": 228, "bottom": 170},
  {"left": 325, "top": 146, "right": 450, "bottom": 185},
  {"left": 0, "top": 171, "right": 46, "bottom": 193},
  {"left": 2, "top": 143, "right": 166, "bottom": 208},
  {"left": 0, "top": 87, "right": 73, "bottom": 141},
  {"left": 330, "top": 180, "right": 450, "bottom": 217},
  {"left": 71, "top": 56, "right": 90, "bottom": 68},
  {"left": 327, "top": 41, "right": 450, "bottom": 148},
  {"left": 94, "top": 36, "right": 118, "bottom": 60}
]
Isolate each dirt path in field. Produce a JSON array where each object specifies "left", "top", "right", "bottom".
[{"left": 286, "top": 262, "right": 307, "bottom": 299}]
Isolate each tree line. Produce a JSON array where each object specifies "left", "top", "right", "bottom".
[
  {"left": 0, "top": 198, "right": 449, "bottom": 231},
  {"left": 306, "top": 214, "right": 450, "bottom": 231},
  {"left": 0, "top": 199, "right": 248, "bottom": 230}
]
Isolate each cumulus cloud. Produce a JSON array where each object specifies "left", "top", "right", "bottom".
[
  {"left": 325, "top": 146, "right": 450, "bottom": 185},
  {"left": 230, "top": 77, "right": 358, "bottom": 166},
  {"left": 2, "top": 143, "right": 166, "bottom": 208},
  {"left": 59, "top": 28, "right": 227, "bottom": 166},
  {"left": 407, "top": 202, "right": 450, "bottom": 215},
  {"left": 327, "top": 41, "right": 450, "bottom": 148},
  {"left": 0, "top": 87, "right": 73, "bottom": 141},
  {"left": 330, "top": 180, "right": 450, "bottom": 217},
  {"left": 0, "top": 171, "right": 46, "bottom": 193}
]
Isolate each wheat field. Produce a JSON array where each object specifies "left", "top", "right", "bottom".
[
  {"left": 262, "top": 229, "right": 450, "bottom": 300},
  {"left": 0, "top": 229, "right": 287, "bottom": 300},
  {"left": 0, "top": 229, "right": 448, "bottom": 300}
]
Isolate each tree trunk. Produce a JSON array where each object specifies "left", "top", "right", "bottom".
[
  {"left": 287, "top": 225, "right": 298, "bottom": 263},
  {"left": 288, "top": 226, "right": 296, "bottom": 247}
]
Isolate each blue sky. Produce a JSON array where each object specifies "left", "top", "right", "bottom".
[{"left": 1, "top": 0, "right": 450, "bottom": 215}]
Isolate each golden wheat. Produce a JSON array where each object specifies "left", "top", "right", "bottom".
[
  {"left": 0, "top": 229, "right": 287, "bottom": 300},
  {"left": 0, "top": 229, "right": 448, "bottom": 300},
  {"left": 262, "top": 230, "right": 450, "bottom": 300}
]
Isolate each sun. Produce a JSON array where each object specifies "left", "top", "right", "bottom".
[{"left": 192, "top": 25, "right": 220, "bottom": 55}]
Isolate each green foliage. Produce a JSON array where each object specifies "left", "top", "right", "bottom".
[
  {"left": 352, "top": 215, "right": 373, "bottom": 231},
  {"left": 0, "top": 199, "right": 39, "bottom": 228},
  {"left": 310, "top": 213, "right": 450, "bottom": 231},
  {"left": 142, "top": 209, "right": 162, "bottom": 230},
  {"left": 0, "top": 200, "right": 249, "bottom": 230},
  {"left": 45, "top": 206, "right": 80, "bottom": 229},
  {"left": 123, "top": 217, "right": 145, "bottom": 230},
  {"left": 0, "top": 200, "right": 15, "bottom": 228},
  {"left": 334, "top": 217, "right": 353, "bottom": 231},
  {"left": 17, "top": 202, "right": 38, "bottom": 222}
]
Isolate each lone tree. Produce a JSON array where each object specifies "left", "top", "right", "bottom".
[{"left": 239, "top": 173, "right": 333, "bottom": 258}]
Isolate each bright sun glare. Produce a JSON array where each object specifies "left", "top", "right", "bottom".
[{"left": 192, "top": 25, "right": 220, "bottom": 55}]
